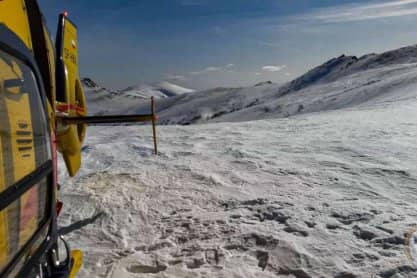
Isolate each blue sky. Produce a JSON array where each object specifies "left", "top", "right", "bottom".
[{"left": 38, "top": 0, "right": 417, "bottom": 90}]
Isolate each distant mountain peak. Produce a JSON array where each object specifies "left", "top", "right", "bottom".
[
  {"left": 280, "top": 44, "right": 417, "bottom": 95},
  {"left": 156, "top": 81, "right": 194, "bottom": 95},
  {"left": 82, "top": 77, "right": 99, "bottom": 88},
  {"left": 120, "top": 81, "right": 194, "bottom": 99},
  {"left": 81, "top": 77, "right": 194, "bottom": 99},
  {"left": 254, "top": 81, "right": 273, "bottom": 87}
]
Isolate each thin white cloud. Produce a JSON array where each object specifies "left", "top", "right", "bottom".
[
  {"left": 189, "top": 71, "right": 202, "bottom": 75},
  {"left": 359, "top": 0, "right": 417, "bottom": 9},
  {"left": 190, "top": 64, "right": 235, "bottom": 75},
  {"left": 303, "top": 0, "right": 417, "bottom": 23},
  {"left": 167, "top": 74, "right": 186, "bottom": 81},
  {"left": 205, "top": 66, "right": 222, "bottom": 72},
  {"left": 262, "top": 65, "right": 287, "bottom": 72},
  {"left": 255, "top": 72, "right": 262, "bottom": 76}
]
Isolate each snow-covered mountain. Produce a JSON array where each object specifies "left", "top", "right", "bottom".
[
  {"left": 119, "top": 82, "right": 194, "bottom": 99},
  {"left": 278, "top": 44, "right": 417, "bottom": 94},
  {"left": 120, "top": 44, "right": 417, "bottom": 125},
  {"left": 83, "top": 45, "right": 417, "bottom": 124},
  {"left": 118, "top": 85, "right": 170, "bottom": 99},
  {"left": 81, "top": 78, "right": 194, "bottom": 115}
]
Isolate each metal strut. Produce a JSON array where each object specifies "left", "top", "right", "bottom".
[{"left": 56, "top": 97, "right": 158, "bottom": 155}]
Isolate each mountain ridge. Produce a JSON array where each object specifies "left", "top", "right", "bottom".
[{"left": 82, "top": 44, "right": 417, "bottom": 122}]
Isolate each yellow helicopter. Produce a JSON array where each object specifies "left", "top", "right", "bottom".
[{"left": 0, "top": 1, "right": 158, "bottom": 277}]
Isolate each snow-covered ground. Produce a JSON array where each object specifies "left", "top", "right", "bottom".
[
  {"left": 59, "top": 45, "right": 417, "bottom": 277},
  {"left": 59, "top": 96, "right": 417, "bottom": 277}
]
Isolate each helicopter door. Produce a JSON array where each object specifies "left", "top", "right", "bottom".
[
  {"left": 0, "top": 47, "right": 52, "bottom": 277},
  {"left": 55, "top": 13, "right": 87, "bottom": 177}
]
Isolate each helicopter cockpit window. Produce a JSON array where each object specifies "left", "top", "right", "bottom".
[{"left": 0, "top": 49, "right": 51, "bottom": 274}]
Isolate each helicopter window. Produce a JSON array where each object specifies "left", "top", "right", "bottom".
[
  {"left": 0, "top": 179, "right": 48, "bottom": 273},
  {"left": 0, "top": 49, "right": 51, "bottom": 274}
]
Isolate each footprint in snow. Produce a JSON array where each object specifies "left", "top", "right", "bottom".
[{"left": 127, "top": 263, "right": 167, "bottom": 274}]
